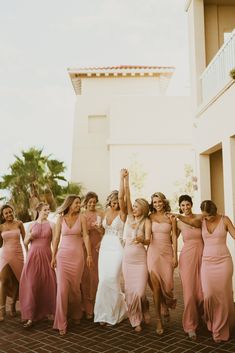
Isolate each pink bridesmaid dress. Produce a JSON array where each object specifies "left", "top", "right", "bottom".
[
  {"left": 53, "top": 215, "right": 84, "bottom": 332},
  {"left": 122, "top": 219, "right": 148, "bottom": 327},
  {"left": 147, "top": 222, "right": 176, "bottom": 310},
  {"left": 178, "top": 221, "right": 203, "bottom": 334},
  {"left": 81, "top": 212, "right": 101, "bottom": 317},
  {"left": 201, "top": 217, "right": 235, "bottom": 342},
  {"left": 0, "top": 229, "right": 24, "bottom": 282},
  {"left": 19, "top": 222, "right": 56, "bottom": 321}
]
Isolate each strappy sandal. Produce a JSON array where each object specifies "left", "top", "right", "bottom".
[
  {"left": 188, "top": 331, "right": 197, "bottom": 341},
  {"left": 134, "top": 325, "right": 142, "bottom": 332},
  {"left": 59, "top": 329, "right": 66, "bottom": 336},
  {"left": 23, "top": 320, "right": 33, "bottom": 328},
  {"left": 86, "top": 313, "right": 93, "bottom": 320}
]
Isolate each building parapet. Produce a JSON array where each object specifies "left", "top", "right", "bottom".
[
  {"left": 68, "top": 65, "right": 175, "bottom": 95},
  {"left": 200, "top": 29, "right": 235, "bottom": 107}
]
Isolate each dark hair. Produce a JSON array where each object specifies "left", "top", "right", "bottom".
[
  {"left": 178, "top": 194, "right": 193, "bottom": 214},
  {"left": 0, "top": 204, "right": 14, "bottom": 224},
  {"left": 150, "top": 192, "right": 171, "bottom": 213},
  {"left": 200, "top": 200, "right": 217, "bottom": 216},
  {"left": 82, "top": 191, "right": 99, "bottom": 208}
]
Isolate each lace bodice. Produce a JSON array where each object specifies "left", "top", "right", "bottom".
[{"left": 103, "top": 214, "right": 124, "bottom": 242}]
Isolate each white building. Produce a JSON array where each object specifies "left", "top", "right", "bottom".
[
  {"left": 68, "top": 65, "right": 194, "bottom": 205},
  {"left": 185, "top": 0, "right": 235, "bottom": 289}
]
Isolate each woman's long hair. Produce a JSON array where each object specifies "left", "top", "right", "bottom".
[
  {"left": 81, "top": 191, "right": 99, "bottom": 209},
  {"left": 56, "top": 195, "right": 81, "bottom": 215},
  {"left": 150, "top": 192, "right": 171, "bottom": 213},
  {"left": 0, "top": 204, "right": 14, "bottom": 224},
  {"left": 127, "top": 198, "right": 149, "bottom": 239},
  {"left": 200, "top": 200, "right": 217, "bottom": 216},
  {"left": 34, "top": 202, "right": 48, "bottom": 220},
  {"left": 105, "top": 190, "right": 119, "bottom": 209}
]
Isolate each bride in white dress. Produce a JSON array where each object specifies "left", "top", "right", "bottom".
[{"left": 94, "top": 171, "right": 127, "bottom": 325}]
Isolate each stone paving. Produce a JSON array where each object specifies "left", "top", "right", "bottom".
[{"left": 0, "top": 272, "right": 235, "bottom": 353}]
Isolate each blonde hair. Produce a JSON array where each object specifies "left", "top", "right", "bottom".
[
  {"left": 35, "top": 202, "right": 49, "bottom": 220},
  {"left": 150, "top": 192, "right": 171, "bottom": 213},
  {"left": 127, "top": 198, "right": 149, "bottom": 240},
  {"left": 56, "top": 194, "right": 81, "bottom": 215},
  {"left": 135, "top": 198, "right": 149, "bottom": 218},
  {"left": 105, "top": 190, "right": 119, "bottom": 209}
]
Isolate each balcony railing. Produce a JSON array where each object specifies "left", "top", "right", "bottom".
[{"left": 200, "top": 29, "right": 235, "bottom": 104}]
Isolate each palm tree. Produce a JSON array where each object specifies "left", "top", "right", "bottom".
[{"left": 0, "top": 147, "right": 82, "bottom": 221}]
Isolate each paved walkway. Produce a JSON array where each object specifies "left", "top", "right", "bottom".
[{"left": 0, "top": 272, "right": 235, "bottom": 353}]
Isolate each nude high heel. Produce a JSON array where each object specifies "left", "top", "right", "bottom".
[
  {"left": 9, "top": 302, "right": 17, "bottom": 317},
  {"left": 0, "top": 305, "right": 5, "bottom": 322},
  {"left": 156, "top": 318, "right": 164, "bottom": 335}
]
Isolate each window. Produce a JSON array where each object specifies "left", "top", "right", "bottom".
[{"left": 88, "top": 115, "right": 107, "bottom": 134}]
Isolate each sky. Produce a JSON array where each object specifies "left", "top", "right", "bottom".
[{"left": 0, "top": 0, "right": 189, "bottom": 179}]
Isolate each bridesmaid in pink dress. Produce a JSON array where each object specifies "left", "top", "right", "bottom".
[
  {"left": 51, "top": 195, "right": 93, "bottom": 335},
  {"left": 200, "top": 200, "right": 235, "bottom": 343},
  {"left": 0, "top": 204, "right": 25, "bottom": 321},
  {"left": 147, "top": 193, "right": 178, "bottom": 335},
  {"left": 122, "top": 170, "right": 151, "bottom": 332},
  {"left": 19, "top": 202, "right": 56, "bottom": 328},
  {"left": 81, "top": 192, "right": 103, "bottom": 319},
  {"left": 177, "top": 195, "right": 203, "bottom": 340}
]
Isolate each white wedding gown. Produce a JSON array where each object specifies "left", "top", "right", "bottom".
[{"left": 94, "top": 215, "right": 127, "bottom": 324}]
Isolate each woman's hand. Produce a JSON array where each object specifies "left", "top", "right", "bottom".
[
  {"left": 95, "top": 241, "right": 101, "bottom": 252},
  {"left": 165, "top": 212, "right": 178, "bottom": 221},
  {"left": 133, "top": 235, "right": 144, "bottom": 244},
  {"left": 51, "top": 257, "right": 56, "bottom": 269},
  {"left": 86, "top": 255, "right": 94, "bottom": 269},
  {"left": 94, "top": 224, "right": 104, "bottom": 234},
  {"left": 172, "top": 255, "right": 178, "bottom": 268},
  {"left": 120, "top": 168, "right": 128, "bottom": 178}
]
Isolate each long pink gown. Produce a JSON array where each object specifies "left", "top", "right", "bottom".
[
  {"left": 53, "top": 215, "right": 84, "bottom": 331},
  {"left": 0, "top": 229, "right": 24, "bottom": 282},
  {"left": 19, "top": 222, "right": 56, "bottom": 321},
  {"left": 81, "top": 212, "right": 101, "bottom": 317},
  {"left": 147, "top": 222, "right": 176, "bottom": 310},
  {"left": 201, "top": 217, "right": 235, "bottom": 341},
  {"left": 178, "top": 221, "right": 203, "bottom": 333},
  {"left": 122, "top": 219, "right": 148, "bottom": 327}
]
